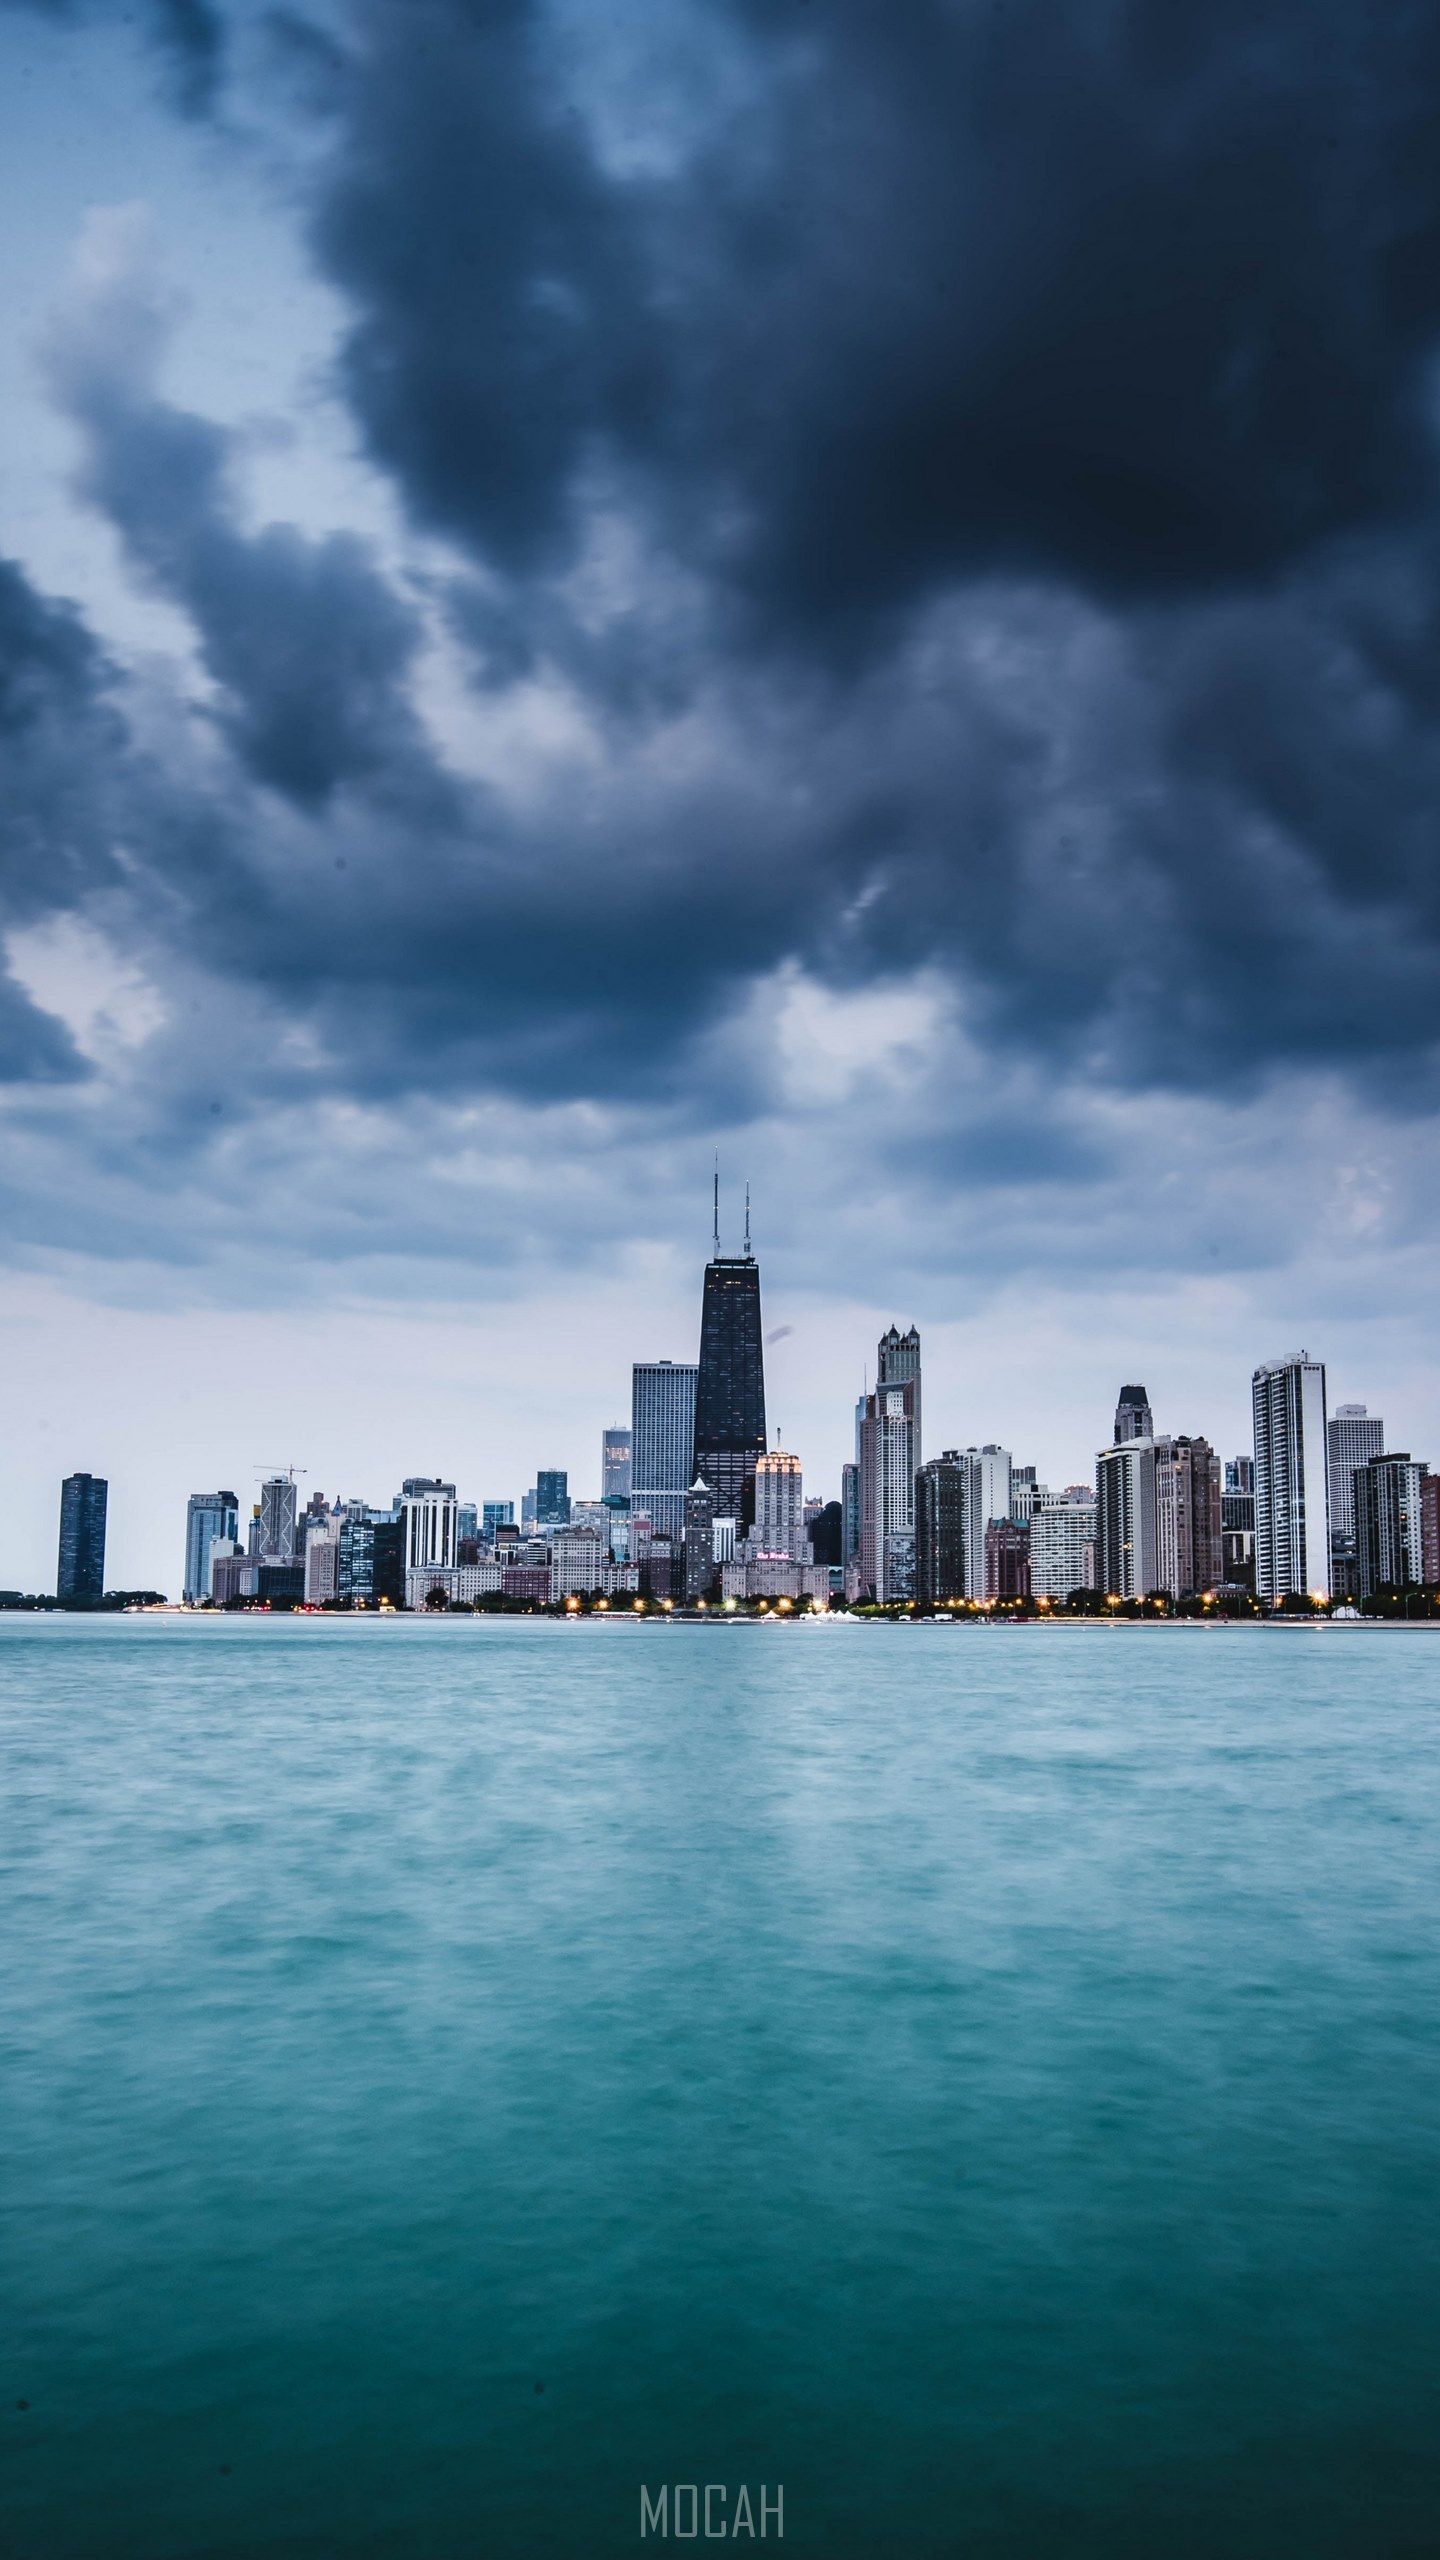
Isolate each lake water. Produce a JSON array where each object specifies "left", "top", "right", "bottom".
[{"left": 2, "top": 1616, "right": 1438, "bottom": 2558}]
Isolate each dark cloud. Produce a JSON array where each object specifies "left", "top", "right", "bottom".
[
  {"left": 53, "top": 297, "right": 442, "bottom": 811},
  {"left": 314, "top": 0, "right": 1440, "bottom": 626},
  {"left": 7, "top": 0, "right": 1440, "bottom": 1207},
  {"left": 1, "top": 0, "right": 226, "bottom": 113}
]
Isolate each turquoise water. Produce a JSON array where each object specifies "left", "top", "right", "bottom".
[{"left": 3, "top": 1617, "right": 1438, "bottom": 2559}]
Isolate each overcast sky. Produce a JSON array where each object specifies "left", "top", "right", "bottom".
[{"left": 3, "top": 0, "right": 1439, "bottom": 1591}]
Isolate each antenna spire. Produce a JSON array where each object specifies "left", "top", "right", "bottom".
[
  {"left": 744, "top": 1181, "right": 752, "bottom": 1256},
  {"left": 713, "top": 1155, "right": 720, "bottom": 1256}
]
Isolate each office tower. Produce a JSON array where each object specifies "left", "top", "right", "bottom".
[
  {"left": 858, "top": 1327, "right": 921, "bottom": 1601},
  {"left": 841, "top": 1461, "right": 860, "bottom": 1568},
  {"left": 184, "top": 1490, "right": 238, "bottom": 1605},
  {"left": 602, "top": 1428, "right": 633, "bottom": 1500},
  {"left": 57, "top": 1473, "right": 107, "bottom": 1604},
  {"left": 985, "top": 1518, "right": 1031, "bottom": 1601},
  {"left": 632, "top": 1359, "right": 699, "bottom": 1546},
  {"left": 1353, "top": 1454, "right": 1428, "bottom": 1598},
  {"left": 960, "top": 1445, "right": 1012, "bottom": 1599},
  {"left": 521, "top": 1488, "right": 538, "bottom": 1530},
  {"left": 246, "top": 1505, "right": 263, "bottom": 1557},
  {"left": 304, "top": 1503, "right": 344, "bottom": 1603},
  {"left": 1153, "top": 1435, "right": 1223, "bottom": 1598},
  {"left": 683, "top": 1477, "right": 718, "bottom": 1602},
  {"left": 401, "top": 1479, "right": 458, "bottom": 1578},
  {"left": 257, "top": 1472, "right": 299, "bottom": 1560},
  {"left": 915, "top": 1453, "right": 967, "bottom": 1607},
  {"left": 1010, "top": 1465, "right": 1041, "bottom": 1527},
  {"left": 535, "top": 1470, "right": 571, "bottom": 1528},
  {"left": 1252, "top": 1353, "right": 1331, "bottom": 1605},
  {"left": 482, "top": 1501, "right": 514, "bottom": 1539},
  {"left": 752, "top": 1447, "right": 805, "bottom": 1559},
  {"left": 456, "top": 1504, "right": 479, "bottom": 1547},
  {"left": 1221, "top": 1461, "right": 1256, "bottom": 1588},
  {"left": 1030, "top": 1489, "right": 1098, "bottom": 1601},
  {"left": 1114, "top": 1384, "right": 1154, "bottom": 1444},
  {"left": 807, "top": 1501, "right": 843, "bottom": 1570},
  {"left": 1327, "top": 1405, "right": 1384, "bottom": 1542},
  {"left": 371, "top": 1516, "right": 406, "bottom": 1608},
  {"left": 693, "top": 1183, "right": 768, "bottom": 1528},
  {"left": 1096, "top": 1439, "right": 1158, "bottom": 1597}
]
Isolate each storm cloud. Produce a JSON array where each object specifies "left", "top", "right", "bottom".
[{"left": 2, "top": 0, "right": 1440, "bottom": 1313}]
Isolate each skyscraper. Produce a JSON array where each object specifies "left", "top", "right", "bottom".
[
  {"left": 257, "top": 1472, "right": 299, "bottom": 1560},
  {"left": 692, "top": 1185, "right": 767, "bottom": 1528},
  {"left": 1030, "top": 1488, "right": 1098, "bottom": 1601},
  {"left": 482, "top": 1501, "right": 515, "bottom": 1539},
  {"left": 535, "top": 1470, "right": 571, "bottom": 1528},
  {"left": 57, "top": 1473, "right": 107, "bottom": 1604},
  {"left": 960, "top": 1444, "right": 1012, "bottom": 1599},
  {"left": 397, "top": 1484, "right": 453, "bottom": 1597},
  {"left": 1353, "top": 1453, "right": 1427, "bottom": 1599},
  {"left": 1327, "top": 1405, "right": 1384, "bottom": 1542},
  {"left": 1153, "top": 1435, "right": 1223, "bottom": 1598},
  {"left": 184, "top": 1490, "right": 239, "bottom": 1605},
  {"left": 915, "top": 1452, "right": 967, "bottom": 1608},
  {"left": 682, "top": 1477, "right": 718, "bottom": 1603},
  {"left": 1114, "top": 1384, "right": 1154, "bottom": 1444},
  {"left": 1252, "top": 1353, "right": 1331, "bottom": 1605},
  {"left": 1096, "top": 1439, "right": 1157, "bottom": 1598},
  {"left": 602, "top": 1428, "right": 632, "bottom": 1500},
  {"left": 632, "top": 1360, "right": 699, "bottom": 1545},
  {"left": 858, "top": 1327, "right": 921, "bottom": 1601},
  {"left": 752, "top": 1447, "right": 805, "bottom": 1558}
]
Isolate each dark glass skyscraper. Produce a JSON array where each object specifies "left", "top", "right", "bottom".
[
  {"left": 692, "top": 1187, "right": 767, "bottom": 1528},
  {"left": 57, "top": 1472, "right": 107, "bottom": 1604}
]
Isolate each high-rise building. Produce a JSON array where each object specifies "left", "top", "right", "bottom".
[
  {"left": 1252, "top": 1353, "right": 1331, "bottom": 1605},
  {"left": 1009, "top": 1465, "right": 1041, "bottom": 1526},
  {"left": 1327, "top": 1405, "right": 1384, "bottom": 1542},
  {"left": 752, "top": 1447, "right": 805, "bottom": 1559},
  {"left": 915, "top": 1453, "right": 967, "bottom": 1608},
  {"left": 1114, "top": 1384, "right": 1154, "bottom": 1444},
  {"left": 1153, "top": 1435, "right": 1223, "bottom": 1598},
  {"left": 1220, "top": 1458, "right": 1256, "bottom": 1588},
  {"left": 304, "top": 1503, "right": 343, "bottom": 1604},
  {"left": 682, "top": 1477, "right": 718, "bottom": 1603},
  {"left": 1353, "top": 1453, "right": 1428, "bottom": 1599},
  {"left": 1029, "top": 1489, "right": 1098, "bottom": 1601},
  {"left": 257, "top": 1472, "right": 299, "bottom": 1560},
  {"left": 57, "top": 1473, "right": 107, "bottom": 1604},
  {"left": 1096, "top": 1439, "right": 1158, "bottom": 1598},
  {"left": 858, "top": 1327, "right": 921, "bottom": 1601},
  {"left": 806, "top": 1501, "right": 843, "bottom": 1570},
  {"left": 602, "top": 1428, "right": 632, "bottom": 1500},
  {"left": 535, "top": 1470, "right": 571, "bottom": 1528},
  {"left": 184, "top": 1490, "right": 238, "bottom": 1605},
  {"left": 401, "top": 1479, "right": 458, "bottom": 1581},
  {"left": 692, "top": 1191, "right": 767, "bottom": 1528},
  {"left": 959, "top": 1445, "right": 1012, "bottom": 1599},
  {"left": 632, "top": 1360, "right": 699, "bottom": 1546},
  {"left": 482, "top": 1500, "right": 514, "bottom": 1539},
  {"left": 985, "top": 1518, "right": 1031, "bottom": 1601}
]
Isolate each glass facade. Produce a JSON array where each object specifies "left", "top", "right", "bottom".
[
  {"left": 693, "top": 1257, "right": 767, "bottom": 1528},
  {"left": 57, "top": 1473, "right": 108, "bottom": 1604}
]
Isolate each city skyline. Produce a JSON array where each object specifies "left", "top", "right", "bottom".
[
  {"left": 5, "top": 1183, "right": 1434, "bottom": 1593},
  {"left": 2, "top": 5, "right": 1439, "bottom": 1599}
]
